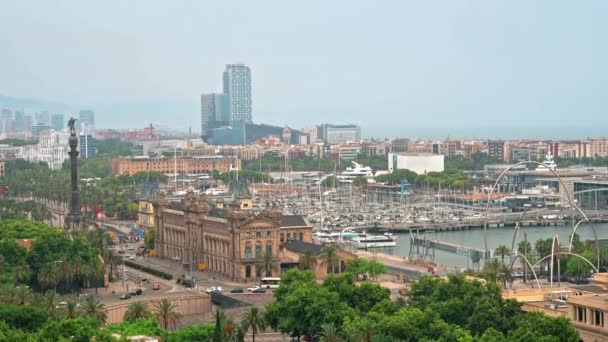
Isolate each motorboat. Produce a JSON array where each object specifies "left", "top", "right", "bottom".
[{"left": 351, "top": 234, "right": 397, "bottom": 249}]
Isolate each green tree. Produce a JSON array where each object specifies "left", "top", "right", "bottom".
[
  {"left": 298, "top": 249, "right": 317, "bottom": 271},
  {"left": 494, "top": 245, "right": 511, "bottom": 265},
  {"left": 38, "top": 262, "right": 60, "bottom": 291},
  {"left": 79, "top": 295, "right": 107, "bottom": 324},
  {"left": 124, "top": 301, "right": 152, "bottom": 322},
  {"left": 318, "top": 322, "right": 341, "bottom": 342},
  {"left": 321, "top": 175, "right": 338, "bottom": 188},
  {"left": 12, "top": 264, "right": 32, "bottom": 284},
  {"left": 154, "top": 298, "right": 181, "bottom": 331},
  {"left": 353, "top": 176, "right": 368, "bottom": 189},
  {"left": 40, "top": 290, "right": 59, "bottom": 318},
  {"left": 257, "top": 250, "right": 278, "bottom": 277},
  {"left": 241, "top": 306, "right": 266, "bottom": 342},
  {"left": 320, "top": 246, "right": 340, "bottom": 274}
]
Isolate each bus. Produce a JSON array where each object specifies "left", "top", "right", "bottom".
[{"left": 260, "top": 277, "right": 281, "bottom": 289}]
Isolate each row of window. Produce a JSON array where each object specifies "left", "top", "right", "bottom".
[
  {"left": 244, "top": 244, "right": 272, "bottom": 259},
  {"left": 245, "top": 230, "right": 273, "bottom": 238},
  {"left": 575, "top": 306, "right": 605, "bottom": 327},
  {"left": 280, "top": 232, "right": 303, "bottom": 242}
]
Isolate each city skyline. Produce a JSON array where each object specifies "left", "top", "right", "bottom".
[{"left": 1, "top": 1, "right": 607, "bottom": 138}]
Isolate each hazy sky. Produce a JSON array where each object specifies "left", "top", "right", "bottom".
[{"left": 1, "top": 1, "right": 607, "bottom": 138}]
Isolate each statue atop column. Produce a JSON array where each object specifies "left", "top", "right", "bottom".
[{"left": 65, "top": 117, "right": 82, "bottom": 229}]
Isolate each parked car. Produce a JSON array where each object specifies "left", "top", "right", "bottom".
[
  {"left": 230, "top": 287, "right": 244, "bottom": 293},
  {"left": 252, "top": 288, "right": 266, "bottom": 294},
  {"left": 119, "top": 293, "right": 131, "bottom": 300},
  {"left": 129, "top": 288, "right": 143, "bottom": 296},
  {"left": 129, "top": 255, "right": 136, "bottom": 260},
  {"left": 205, "top": 286, "right": 222, "bottom": 294},
  {"left": 152, "top": 282, "right": 161, "bottom": 290},
  {"left": 247, "top": 286, "right": 260, "bottom": 292}
]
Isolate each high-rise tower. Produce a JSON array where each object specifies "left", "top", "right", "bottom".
[{"left": 223, "top": 64, "right": 252, "bottom": 124}]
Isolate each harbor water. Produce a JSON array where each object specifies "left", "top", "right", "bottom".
[{"left": 367, "top": 222, "right": 608, "bottom": 270}]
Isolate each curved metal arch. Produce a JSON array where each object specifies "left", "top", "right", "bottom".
[
  {"left": 534, "top": 251, "right": 598, "bottom": 273},
  {"left": 509, "top": 254, "right": 541, "bottom": 288},
  {"left": 568, "top": 219, "right": 600, "bottom": 271},
  {"left": 509, "top": 206, "right": 534, "bottom": 265},
  {"left": 483, "top": 161, "right": 589, "bottom": 260}
]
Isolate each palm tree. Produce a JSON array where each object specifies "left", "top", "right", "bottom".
[
  {"left": 71, "top": 258, "right": 86, "bottom": 295},
  {"left": 0, "top": 284, "right": 15, "bottom": 304},
  {"left": 154, "top": 299, "right": 181, "bottom": 331},
  {"left": 318, "top": 322, "right": 341, "bottom": 342},
  {"left": 104, "top": 248, "right": 116, "bottom": 281},
  {"left": 83, "top": 257, "right": 105, "bottom": 295},
  {"left": 241, "top": 306, "right": 266, "bottom": 342},
  {"left": 298, "top": 249, "right": 317, "bottom": 271},
  {"left": 41, "top": 290, "right": 59, "bottom": 318},
  {"left": 319, "top": 246, "right": 340, "bottom": 274},
  {"left": 535, "top": 238, "right": 552, "bottom": 276},
  {"left": 61, "top": 300, "right": 79, "bottom": 319},
  {"left": 14, "top": 285, "right": 32, "bottom": 305},
  {"left": 124, "top": 301, "right": 152, "bottom": 322},
  {"left": 80, "top": 295, "right": 107, "bottom": 324},
  {"left": 494, "top": 245, "right": 511, "bottom": 265},
  {"left": 483, "top": 258, "right": 500, "bottom": 283},
  {"left": 13, "top": 264, "right": 32, "bottom": 284},
  {"left": 256, "top": 250, "right": 278, "bottom": 277},
  {"left": 38, "top": 262, "right": 60, "bottom": 291},
  {"left": 58, "top": 256, "right": 73, "bottom": 293},
  {"left": 497, "top": 263, "right": 513, "bottom": 288}
]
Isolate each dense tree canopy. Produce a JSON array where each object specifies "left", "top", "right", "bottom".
[{"left": 266, "top": 270, "right": 579, "bottom": 341}]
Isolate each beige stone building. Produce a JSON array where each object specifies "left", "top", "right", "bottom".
[
  {"left": 568, "top": 294, "right": 608, "bottom": 341},
  {"left": 152, "top": 191, "right": 314, "bottom": 281},
  {"left": 591, "top": 137, "right": 608, "bottom": 158},
  {"left": 110, "top": 155, "right": 239, "bottom": 176}
]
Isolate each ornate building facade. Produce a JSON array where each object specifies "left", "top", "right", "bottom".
[{"left": 152, "top": 191, "right": 312, "bottom": 282}]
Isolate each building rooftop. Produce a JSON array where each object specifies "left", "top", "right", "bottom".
[
  {"left": 280, "top": 215, "right": 308, "bottom": 227},
  {"left": 392, "top": 152, "right": 439, "bottom": 157},
  {"left": 282, "top": 240, "right": 325, "bottom": 256}
]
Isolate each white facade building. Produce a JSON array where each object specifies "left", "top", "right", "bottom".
[
  {"left": 388, "top": 153, "right": 444, "bottom": 174},
  {"left": 21, "top": 129, "right": 70, "bottom": 170}
]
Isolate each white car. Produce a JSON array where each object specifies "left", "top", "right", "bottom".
[
  {"left": 129, "top": 254, "right": 136, "bottom": 260},
  {"left": 247, "top": 286, "right": 260, "bottom": 292},
  {"left": 205, "top": 286, "right": 222, "bottom": 294}
]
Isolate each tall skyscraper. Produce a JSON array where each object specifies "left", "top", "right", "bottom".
[
  {"left": 201, "top": 93, "right": 230, "bottom": 140},
  {"left": 78, "top": 110, "right": 95, "bottom": 131},
  {"left": 223, "top": 64, "right": 252, "bottom": 124},
  {"left": 0, "top": 109, "right": 12, "bottom": 133},
  {"left": 14, "top": 110, "right": 25, "bottom": 132},
  {"left": 79, "top": 132, "right": 95, "bottom": 159},
  {"left": 34, "top": 111, "right": 50, "bottom": 125},
  {"left": 51, "top": 114, "right": 64, "bottom": 131}
]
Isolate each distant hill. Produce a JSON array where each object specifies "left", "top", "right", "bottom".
[{"left": 0, "top": 94, "right": 73, "bottom": 113}]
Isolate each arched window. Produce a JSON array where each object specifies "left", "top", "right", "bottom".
[
  {"left": 280, "top": 233, "right": 285, "bottom": 242},
  {"left": 255, "top": 244, "right": 262, "bottom": 257},
  {"left": 299, "top": 232, "right": 303, "bottom": 241},
  {"left": 245, "top": 242, "right": 252, "bottom": 259},
  {"left": 287, "top": 233, "right": 291, "bottom": 241}
]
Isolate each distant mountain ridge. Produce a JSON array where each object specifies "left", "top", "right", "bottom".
[{"left": 0, "top": 94, "right": 73, "bottom": 113}]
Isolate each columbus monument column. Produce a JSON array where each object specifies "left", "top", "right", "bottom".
[{"left": 65, "top": 117, "right": 82, "bottom": 229}]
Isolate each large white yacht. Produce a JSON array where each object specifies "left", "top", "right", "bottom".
[
  {"left": 351, "top": 233, "right": 397, "bottom": 249},
  {"left": 535, "top": 152, "right": 557, "bottom": 171},
  {"left": 337, "top": 162, "right": 374, "bottom": 183}
]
